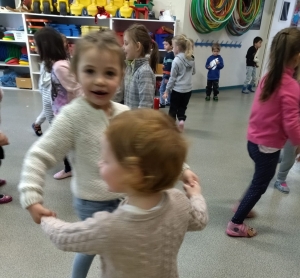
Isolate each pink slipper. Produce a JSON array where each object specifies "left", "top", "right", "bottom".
[
  {"left": 226, "top": 221, "right": 257, "bottom": 237},
  {"left": 53, "top": 170, "right": 72, "bottom": 180},
  {"left": 0, "top": 194, "right": 12, "bottom": 204}
]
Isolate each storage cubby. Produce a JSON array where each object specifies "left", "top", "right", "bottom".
[{"left": 0, "top": 12, "right": 176, "bottom": 91}]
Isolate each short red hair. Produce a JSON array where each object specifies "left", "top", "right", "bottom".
[{"left": 105, "top": 109, "right": 188, "bottom": 193}]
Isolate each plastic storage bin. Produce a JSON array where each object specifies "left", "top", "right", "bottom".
[{"left": 155, "top": 34, "right": 172, "bottom": 49}]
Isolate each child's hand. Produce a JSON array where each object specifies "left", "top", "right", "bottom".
[
  {"left": 183, "top": 181, "right": 202, "bottom": 198},
  {"left": 164, "top": 79, "right": 168, "bottom": 84},
  {"left": 27, "top": 203, "right": 56, "bottom": 224},
  {"left": 0, "top": 133, "right": 9, "bottom": 146},
  {"left": 207, "top": 66, "right": 211, "bottom": 69},
  {"left": 163, "top": 92, "right": 168, "bottom": 99}
]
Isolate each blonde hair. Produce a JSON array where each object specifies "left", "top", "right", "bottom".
[
  {"left": 212, "top": 43, "right": 220, "bottom": 51},
  {"left": 105, "top": 109, "right": 188, "bottom": 193},
  {"left": 173, "top": 34, "right": 193, "bottom": 59},
  {"left": 124, "top": 24, "right": 159, "bottom": 73},
  {"left": 71, "top": 30, "right": 125, "bottom": 75}
]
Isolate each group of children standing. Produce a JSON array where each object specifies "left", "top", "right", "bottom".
[
  {"left": 15, "top": 25, "right": 206, "bottom": 278},
  {"left": 0, "top": 21, "right": 299, "bottom": 276}
]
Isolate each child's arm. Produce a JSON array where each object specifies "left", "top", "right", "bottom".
[
  {"left": 217, "top": 56, "right": 224, "bottom": 69},
  {"left": 53, "top": 62, "right": 82, "bottom": 102},
  {"left": 19, "top": 108, "right": 75, "bottom": 219},
  {"left": 205, "top": 58, "right": 211, "bottom": 69},
  {"left": 41, "top": 212, "right": 110, "bottom": 254},
  {"left": 165, "top": 62, "right": 179, "bottom": 95},
  {"left": 183, "top": 182, "right": 208, "bottom": 231},
  {"left": 137, "top": 71, "right": 155, "bottom": 108},
  {"left": 282, "top": 82, "right": 300, "bottom": 145}
]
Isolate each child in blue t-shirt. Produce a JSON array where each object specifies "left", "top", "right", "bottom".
[
  {"left": 205, "top": 43, "right": 224, "bottom": 101},
  {"left": 159, "top": 36, "right": 175, "bottom": 108}
]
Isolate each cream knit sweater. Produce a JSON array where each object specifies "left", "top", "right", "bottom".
[
  {"left": 41, "top": 189, "right": 208, "bottom": 278},
  {"left": 19, "top": 97, "right": 129, "bottom": 209}
]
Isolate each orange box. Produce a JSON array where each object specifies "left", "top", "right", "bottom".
[
  {"left": 15, "top": 77, "right": 32, "bottom": 89},
  {"left": 156, "top": 64, "right": 163, "bottom": 74}
]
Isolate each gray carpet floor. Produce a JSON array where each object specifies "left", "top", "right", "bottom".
[{"left": 1, "top": 89, "right": 300, "bottom": 278}]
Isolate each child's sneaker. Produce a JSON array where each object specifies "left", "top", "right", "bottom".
[
  {"left": 32, "top": 123, "right": 43, "bottom": 137},
  {"left": 274, "top": 180, "right": 290, "bottom": 194},
  {"left": 213, "top": 96, "right": 218, "bottom": 101},
  {"left": 0, "top": 194, "right": 12, "bottom": 204},
  {"left": 241, "top": 86, "right": 249, "bottom": 94},
  {"left": 205, "top": 96, "right": 210, "bottom": 101},
  {"left": 178, "top": 120, "right": 185, "bottom": 132},
  {"left": 159, "top": 103, "right": 165, "bottom": 108},
  {"left": 226, "top": 221, "right": 257, "bottom": 237},
  {"left": 53, "top": 170, "right": 72, "bottom": 180}
]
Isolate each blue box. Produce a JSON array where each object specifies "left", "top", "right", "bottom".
[{"left": 155, "top": 34, "right": 173, "bottom": 49}]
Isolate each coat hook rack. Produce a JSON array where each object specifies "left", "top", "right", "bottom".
[{"left": 194, "top": 39, "right": 242, "bottom": 48}]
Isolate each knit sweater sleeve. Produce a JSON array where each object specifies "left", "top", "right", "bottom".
[
  {"left": 18, "top": 108, "right": 75, "bottom": 209},
  {"left": 41, "top": 212, "right": 110, "bottom": 254},
  {"left": 137, "top": 69, "right": 155, "bottom": 108},
  {"left": 187, "top": 194, "right": 208, "bottom": 231}
]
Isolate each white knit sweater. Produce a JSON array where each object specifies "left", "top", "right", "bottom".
[
  {"left": 41, "top": 189, "right": 208, "bottom": 278},
  {"left": 19, "top": 97, "right": 129, "bottom": 208}
]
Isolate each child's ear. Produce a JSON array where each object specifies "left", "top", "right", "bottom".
[{"left": 136, "top": 42, "right": 142, "bottom": 52}]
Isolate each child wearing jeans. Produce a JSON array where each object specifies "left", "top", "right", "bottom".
[
  {"left": 205, "top": 43, "right": 224, "bottom": 101},
  {"left": 164, "top": 34, "right": 195, "bottom": 132},
  {"left": 0, "top": 88, "right": 11, "bottom": 204},
  {"left": 242, "top": 36, "right": 263, "bottom": 94},
  {"left": 227, "top": 28, "right": 300, "bottom": 237},
  {"left": 41, "top": 109, "right": 208, "bottom": 278},
  {"left": 159, "top": 36, "right": 174, "bottom": 108},
  {"left": 18, "top": 30, "right": 198, "bottom": 278}
]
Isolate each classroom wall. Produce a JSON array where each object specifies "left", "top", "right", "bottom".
[
  {"left": 261, "top": 0, "right": 297, "bottom": 76},
  {"left": 152, "top": 0, "right": 275, "bottom": 91}
]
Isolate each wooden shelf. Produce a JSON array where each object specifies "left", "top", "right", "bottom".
[
  {"left": 0, "top": 39, "right": 26, "bottom": 43},
  {"left": 0, "top": 62, "right": 29, "bottom": 67},
  {"left": 0, "top": 86, "right": 38, "bottom": 92}
]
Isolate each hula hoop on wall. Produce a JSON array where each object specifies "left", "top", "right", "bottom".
[
  {"left": 226, "top": 0, "right": 263, "bottom": 36},
  {"left": 190, "top": 0, "right": 237, "bottom": 34}
]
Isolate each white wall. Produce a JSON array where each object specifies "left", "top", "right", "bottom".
[
  {"left": 261, "top": 0, "right": 297, "bottom": 76},
  {"left": 153, "top": 0, "right": 274, "bottom": 90}
]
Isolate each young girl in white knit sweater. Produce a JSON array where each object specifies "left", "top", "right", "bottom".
[
  {"left": 41, "top": 109, "right": 208, "bottom": 278},
  {"left": 18, "top": 30, "right": 199, "bottom": 278}
]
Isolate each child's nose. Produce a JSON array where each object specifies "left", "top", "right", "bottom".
[{"left": 95, "top": 75, "right": 105, "bottom": 85}]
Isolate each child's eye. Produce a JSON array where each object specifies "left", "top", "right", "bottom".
[
  {"left": 106, "top": 71, "right": 116, "bottom": 77},
  {"left": 85, "top": 69, "right": 95, "bottom": 74}
]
